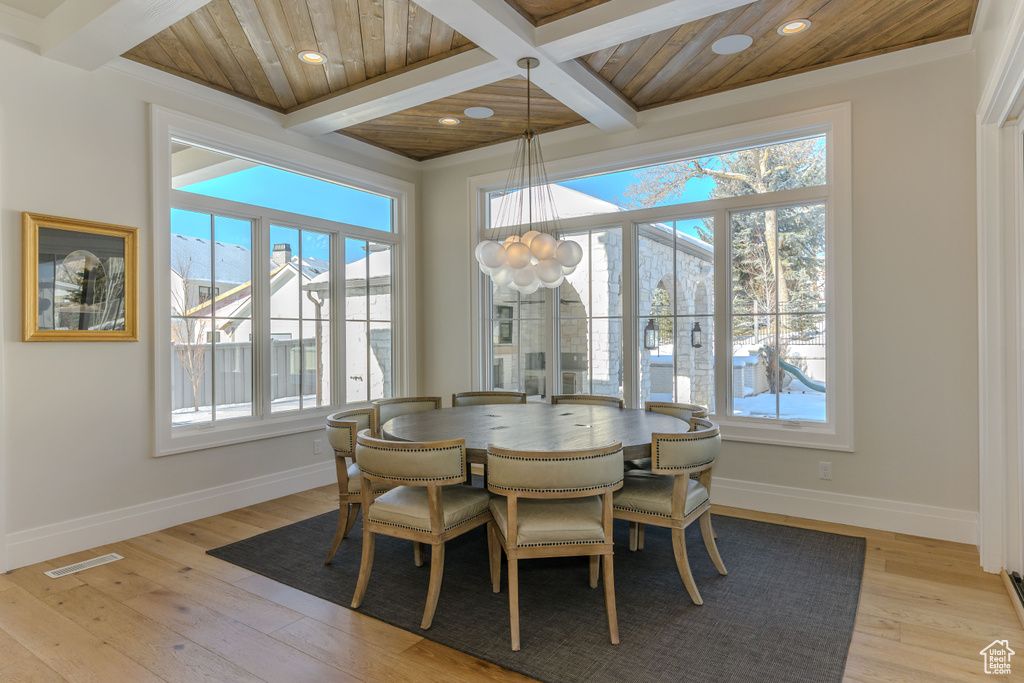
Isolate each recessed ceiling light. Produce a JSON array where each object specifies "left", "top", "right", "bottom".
[
  {"left": 464, "top": 107, "right": 494, "bottom": 119},
  {"left": 778, "top": 19, "right": 811, "bottom": 35},
  {"left": 298, "top": 50, "right": 325, "bottom": 64},
  {"left": 711, "top": 34, "right": 753, "bottom": 55},
  {"left": 439, "top": 117, "right": 461, "bottom": 125}
]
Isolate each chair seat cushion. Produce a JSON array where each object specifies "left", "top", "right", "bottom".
[
  {"left": 346, "top": 463, "right": 389, "bottom": 495},
  {"left": 489, "top": 496, "right": 605, "bottom": 547},
  {"left": 613, "top": 472, "right": 709, "bottom": 518},
  {"left": 367, "top": 485, "right": 491, "bottom": 532}
]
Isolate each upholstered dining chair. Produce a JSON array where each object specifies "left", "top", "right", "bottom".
[
  {"left": 323, "top": 408, "right": 385, "bottom": 565},
  {"left": 350, "top": 431, "right": 492, "bottom": 630},
  {"left": 645, "top": 401, "right": 709, "bottom": 430},
  {"left": 612, "top": 417, "right": 726, "bottom": 605},
  {"left": 624, "top": 401, "right": 709, "bottom": 472},
  {"left": 550, "top": 394, "right": 625, "bottom": 409},
  {"left": 373, "top": 396, "right": 442, "bottom": 433},
  {"left": 486, "top": 442, "right": 624, "bottom": 651},
  {"left": 452, "top": 390, "right": 527, "bottom": 407}
]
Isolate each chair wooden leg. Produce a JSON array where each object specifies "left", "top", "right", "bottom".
[
  {"left": 700, "top": 512, "right": 727, "bottom": 575},
  {"left": 589, "top": 555, "right": 599, "bottom": 588},
  {"left": 602, "top": 554, "right": 619, "bottom": 645},
  {"left": 421, "top": 542, "right": 445, "bottom": 630},
  {"left": 414, "top": 541, "right": 424, "bottom": 567},
  {"left": 637, "top": 523, "right": 645, "bottom": 550},
  {"left": 323, "top": 508, "right": 346, "bottom": 565},
  {"left": 487, "top": 523, "right": 501, "bottom": 593},
  {"left": 629, "top": 522, "right": 638, "bottom": 551},
  {"left": 671, "top": 527, "right": 702, "bottom": 605},
  {"left": 342, "top": 503, "right": 360, "bottom": 538},
  {"left": 351, "top": 530, "right": 376, "bottom": 608},
  {"left": 508, "top": 557, "right": 521, "bottom": 651}
]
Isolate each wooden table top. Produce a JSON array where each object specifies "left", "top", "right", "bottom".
[{"left": 381, "top": 403, "right": 689, "bottom": 461}]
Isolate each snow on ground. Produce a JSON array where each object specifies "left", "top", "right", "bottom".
[
  {"left": 732, "top": 393, "right": 825, "bottom": 421},
  {"left": 172, "top": 394, "right": 319, "bottom": 425}
]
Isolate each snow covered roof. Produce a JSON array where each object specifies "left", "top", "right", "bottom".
[
  {"left": 307, "top": 249, "right": 391, "bottom": 286},
  {"left": 490, "top": 184, "right": 623, "bottom": 227},
  {"left": 171, "top": 234, "right": 252, "bottom": 285},
  {"left": 171, "top": 234, "right": 329, "bottom": 285}
]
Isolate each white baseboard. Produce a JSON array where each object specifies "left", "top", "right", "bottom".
[
  {"left": 4, "top": 461, "right": 336, "bottom": 571},
  {"left": 714, "top": 477, "right": 979, "bottom": 546}
]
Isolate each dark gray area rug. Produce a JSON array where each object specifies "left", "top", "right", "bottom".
[{"left": 209, "top": 511, "right": 865, "bottom": 683}]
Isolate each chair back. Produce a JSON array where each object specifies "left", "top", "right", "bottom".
[
  {"left": 326, "top": 408, "right": 376, "bottom": 455},
  {"left": 550, "top": 394, "right": 625, "bottom": 409},
  {"left": 355, "top": 430, "right": 466, "bottom": 486},
  {"left": 374, "top": 396, "right": 442, "bottom": 429},
  {"left": 651, "top": 418, "right": 720, "bottom": 474},
  {"left": 452, "top": 391, "right": 527, "bottom": 407},
  {"left": 645, "top": 401, "right": 708, "bottom": 430},
  {"left": 487, "top": 443, "right": 624, "bottom": 498}
]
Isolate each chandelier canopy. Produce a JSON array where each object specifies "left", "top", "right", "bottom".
[{"left": 474, "top": 57, "right": 583, "bottom": 293}]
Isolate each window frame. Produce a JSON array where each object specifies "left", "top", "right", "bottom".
[
  {"left": 469, "top": 104, "right": 852, "bottom": 451},
  {"left": 153, "top": 106, "right": 415, "bottom": 457}
]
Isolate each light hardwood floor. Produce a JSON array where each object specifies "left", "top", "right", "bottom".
[{"left": 0, "top": 487, "right": 1019, "bottom": 682}]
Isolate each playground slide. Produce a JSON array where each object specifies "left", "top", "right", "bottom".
[{"left": 778, "top": 358, "right": 825, "bottom": 393}]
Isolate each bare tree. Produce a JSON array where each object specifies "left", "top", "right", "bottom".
[
  {"left": 627, "top": 139, "right": 826, "bottom": 395},
  {"left": 171, "top": 255, "right": 209, "bottom": 412}
]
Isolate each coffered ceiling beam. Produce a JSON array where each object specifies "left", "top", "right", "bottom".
[
  {"left": 537, "top": 0, "right": 756, "bottom": 62},
  {"left": 413, "top": 0, "right": 638, "bottom": 133},
  {"left": 284, "top": 48, "right": 517, "bottom": 137},
  {"left": 41, "top": 0, "right": 212, "bottom": 71}
]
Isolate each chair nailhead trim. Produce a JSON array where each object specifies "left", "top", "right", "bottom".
[
  {"left": 369, "top": 509, "right": 489, "bottom": 533},
  {"left": 652, "top": 459, "right": 715, "bottom": 472},
  {"left": 612, "top": 503, "right": 673, "bottom": 519},
  {"left": 359, "top": 469, "right": 463, "bottom": 483},
  {"left": 515, "top": 539, "right": 605, "bottom": 548},
  {"left": 488, "top": 451, "right": 621, "bottom": 463},
  {"left": 489, "top": 479, "right": 623, "bottom": 494}
]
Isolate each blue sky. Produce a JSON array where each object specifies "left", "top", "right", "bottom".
[
  {"left": 174, "top": 166, "right": 392, "bottom": 263},
  {"left": 171, "top": 158, "right": 718, "bottom": 260}
]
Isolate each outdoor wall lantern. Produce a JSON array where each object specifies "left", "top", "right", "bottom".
[
  {"left": 691, "top": 321, "right": 703, "bottom": 348},
  {"left": 644, "top": 319, "right": 658, "bottom": 350}
]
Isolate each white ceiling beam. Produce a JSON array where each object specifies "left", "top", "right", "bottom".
[
  {"left": 537, "top": 0, "right": 756, "bottom": 62},
  {"left": 414, "top": 0, "right": 638, "bottom": 133},
  {"left": 284, "top": 48, "right": 517, "bottom": 136},
  {"left": 41, "top": 0, "right": 212, "bottom": 71},
  {"left": 0, "top": 4, "right": 41, "bottom": 47}
]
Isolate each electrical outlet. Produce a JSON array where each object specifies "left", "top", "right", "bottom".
[
  {"left": 314, "top": 439, "right": 323, "bottom": 455},
  {"left": 818, "top": 461, "right": 832, "bottom": 480}
]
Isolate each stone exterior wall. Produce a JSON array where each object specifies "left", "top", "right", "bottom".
[{"left": 490, "top": 226, "right": 713, "bottom": 406}]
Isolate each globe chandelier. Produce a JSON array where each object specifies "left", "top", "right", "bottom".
[{"left": 474, "top": 57, "right": 584, "bottom": 294}]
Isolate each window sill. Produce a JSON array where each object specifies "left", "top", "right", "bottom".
[
  {"left": 716, "top": 417, "right": 853, "bottom": 452},
  {"left": 157, "top": 406, "right": 346, "bottom": 457}
]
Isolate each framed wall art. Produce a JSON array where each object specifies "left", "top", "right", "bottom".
[{"left": 23, "top": 212, "right": 138, "bottom": 341}]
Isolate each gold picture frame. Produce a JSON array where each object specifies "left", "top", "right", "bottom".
[{"left": 23, "top": 212, "right": 138, "bottom": 342}]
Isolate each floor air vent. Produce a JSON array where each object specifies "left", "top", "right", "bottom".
[{"left": 45, "top": 553, "right": 123, "bottom": 578}]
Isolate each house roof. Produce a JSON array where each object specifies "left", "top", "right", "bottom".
[{"left": 170, "top": 234, "right": 251, "bottom": 286}]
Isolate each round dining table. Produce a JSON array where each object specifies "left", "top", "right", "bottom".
[{"left": 381, "top": 402, "right": 689, "bottom": 465}]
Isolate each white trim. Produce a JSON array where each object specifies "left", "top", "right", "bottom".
[
  {"left": 469, "top": 104, "right": 852, "bottom": 451},
  {"left": 714, "top": 477, "right": 979, "bottom": 545},
  {"left": 152, "top": 105, "right": 415, "bottom": 457},
  {"left": 4, "top": 461, "right": 335, "bottom": 571},
  {"left": 976, "top": 1, "right": 1024, "bottom": 575},
  {"left": 0, "top": 111, "right": 7, "bottom": 572}
]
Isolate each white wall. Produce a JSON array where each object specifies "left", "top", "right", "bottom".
[
  {"left": 0, "top": 38, "right": 417, "bottom": 570},
  {"left": 419, "top": 44, "right": 980, "bottom": 541}
]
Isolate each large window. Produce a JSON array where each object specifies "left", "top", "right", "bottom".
[
  {"left": 156, "top": 113, "right": 409, "bottom": 456},
  {"left": 474, "top": 107, "right": 852, "bottom": 450}
]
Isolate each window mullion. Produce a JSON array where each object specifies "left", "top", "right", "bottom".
[
  {"left": 257, "top": 216, "right": 272, "bottom": 420},
  {"left": 715, "top": 208, "right": 730, "bottom": 420}
]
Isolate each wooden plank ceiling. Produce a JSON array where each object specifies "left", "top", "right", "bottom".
[
  {"left": 584, "top": 0, "right": 979, "bottom": 110},
  {"left": 123, "top": 0, "right": 474, "bottom": 111},
  {"left": 122, "top": 0, "right": 978, "bottom": 160},
  {"left": 342, "top": 77, "right": 585, "bottom": 161}
]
